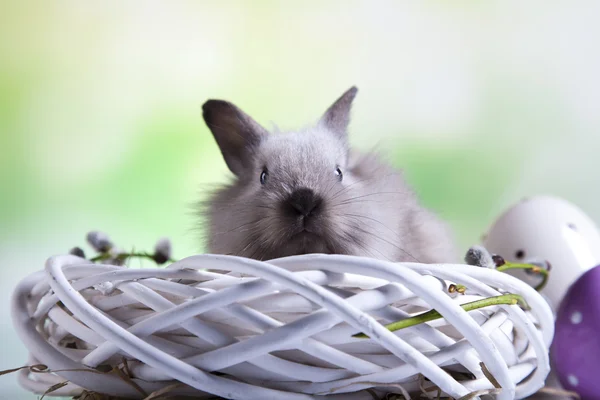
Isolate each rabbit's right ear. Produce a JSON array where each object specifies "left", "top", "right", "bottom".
[{"left": 202, "top": 100, "right": 268, "bottom": 176}]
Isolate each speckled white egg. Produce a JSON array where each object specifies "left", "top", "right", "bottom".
[{"left": 483, "top": 195, "right": 600, "bottom": 310}]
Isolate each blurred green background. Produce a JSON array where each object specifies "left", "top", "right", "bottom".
[{"left": 2, "top": 1, "right": 600, "bottom": 398}]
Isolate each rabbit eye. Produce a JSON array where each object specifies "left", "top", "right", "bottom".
[
  {"left": 334, "top": 167, "right": 343, "bottom": 181},
  {"left": 260, "top": 169, "right": 268, "bottom": 185}
]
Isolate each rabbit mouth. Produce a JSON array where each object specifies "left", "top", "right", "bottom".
[
  {"left": 292, "top": 215, "right": 327, "bottom": 237},
  {"left": 291, "top": 228, "right": 320, "bottom": 241},
  {"left": 281, "top": 214, "right": 331, "bottom": 253},
  {"left": 286, "top": 231, "right": 330, "bottom": 254},
  {"left": 289, "top": 227, "right": 325, "bottom": 245}
]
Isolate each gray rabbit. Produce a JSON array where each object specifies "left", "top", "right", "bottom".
[{"left": 201, "top": 87, "right": 457, "bottom": 263}]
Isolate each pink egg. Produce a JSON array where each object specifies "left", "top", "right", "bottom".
[{"left": 551, "top": 264, "right": 600, "bottom": 398}]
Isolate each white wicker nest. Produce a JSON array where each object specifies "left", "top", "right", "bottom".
[{"left": 11, "top": 253, "right": 554, "bottom": 400}]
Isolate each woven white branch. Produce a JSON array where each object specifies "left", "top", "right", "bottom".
[{"left": 11, "top": 254, "right": 553, "bottom": 400}]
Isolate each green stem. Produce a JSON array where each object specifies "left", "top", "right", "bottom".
[
  {"left": 496, "top": 262, "right": 549, "bottom": 291},
  {"left": 90, "top": 252, "right": 176, "bottom": 264},
  {"left": 353, "top": 294, "right": 527, "bottom": 339}
]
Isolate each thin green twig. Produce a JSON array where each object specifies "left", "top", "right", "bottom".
[
  {"left": 90, "top": 252, "right": 176, "bottom": 264},
  {"left": 353, "top": 294, "right": 527, "bottom": 338},
  {"left": 496, "top": 262, "right": 549, "bottom": 291}
]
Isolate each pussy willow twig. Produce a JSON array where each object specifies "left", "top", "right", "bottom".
[
  {"left": 496, "top": 262, "right": 549, "bottom": 291},
  {"left": 90, "top": 252, "right": 176, "bottom": 265}
]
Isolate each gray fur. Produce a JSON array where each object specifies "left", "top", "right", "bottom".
[{"left": 201, "top": 87, "right": 457, "bottom": 263}]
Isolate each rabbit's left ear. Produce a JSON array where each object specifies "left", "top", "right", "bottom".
[{"left": 319, "top": 86, "right": 358, "bottom": 141}]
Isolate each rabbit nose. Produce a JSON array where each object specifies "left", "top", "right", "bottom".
[{"left": 287, "top": 188, "right": 322, "bottom": 217}]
